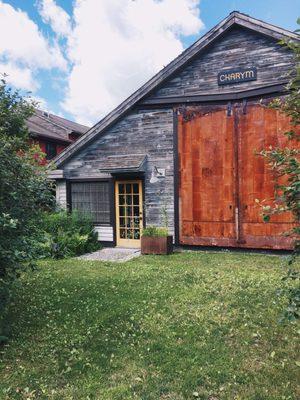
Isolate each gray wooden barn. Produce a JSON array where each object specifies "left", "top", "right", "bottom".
[{"left": 50, "top": 12, "right": 299, "bottom": 250}]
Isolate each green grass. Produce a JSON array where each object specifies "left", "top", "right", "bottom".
[{"left": 0, "top": 251, "right": 299, "bottom": 400}]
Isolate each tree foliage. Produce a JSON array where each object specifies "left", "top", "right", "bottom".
[
  {"left": 0, "top": 78, "right": 55, "bottom": 341},
  {"left": 259, "top": 23, "right": 300, "bottom": 322}
]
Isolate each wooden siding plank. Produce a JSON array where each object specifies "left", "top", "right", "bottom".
[
  {"left": 63, "top": 109, "right": 175, "bottom": 236},
  {"left": 94, "top": 226, "right": 114, "bottom": 242},
  {"left": 148, "top": 27, "right": 295, "bottom": 101},
  {"left": 56, "top": 180, "right": 67, "bottom": 209}
]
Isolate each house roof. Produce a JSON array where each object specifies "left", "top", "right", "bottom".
[
  {"left": 53, "top": 11, "right": 300, "bottom": 167},
  {"left": 27, "top": 109, "right": 89, "bottom": 144}
]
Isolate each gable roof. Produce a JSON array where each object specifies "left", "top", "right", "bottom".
[
  {"left": 54, "top": 11, "right": 299, "bottom": 167},
  {"left": 27, "top": 109, "right": 89, "bottom": 144}
]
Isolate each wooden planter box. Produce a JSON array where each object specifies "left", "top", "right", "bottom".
[{"left": 141, "top": 235, "right": 173, "bottom": 255}]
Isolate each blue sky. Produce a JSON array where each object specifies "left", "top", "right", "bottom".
[
  {"left": 0, "top": 0, "right": 299, "bottom": 125},
  {"left": 185, "top": 0, "right": 300, "bottom": 45}
]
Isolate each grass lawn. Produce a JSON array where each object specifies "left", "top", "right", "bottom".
[{"left": 0, "top": 251, "right": 299, "bottom": 400}]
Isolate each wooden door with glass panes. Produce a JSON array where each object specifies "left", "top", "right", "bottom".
[{"left": 115, "top": 180, "right": 143, "bottom": 248}]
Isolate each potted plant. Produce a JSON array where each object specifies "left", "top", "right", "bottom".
[{"left": 141, "top": 226, "right": 173, "bottom": 255}]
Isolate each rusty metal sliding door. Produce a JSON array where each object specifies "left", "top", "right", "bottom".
[{"left": 177, "top": 102, "right": 298, "bottom": 249}]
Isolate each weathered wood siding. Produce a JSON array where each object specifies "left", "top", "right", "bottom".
[
  {"left": 94, "top": 226, "right": 114, "bottom": 242},
  {"left": 147, "top": 26, "right": 295, "bottom": 100},
  {"left": 56, "top": 180, "right": 67, "bottom": 209},
  {"left": 57, "top": 25, "right": 296, "bottom": 246},
  {"left": 62, "top": 109, "right": 175, "bottom": 236}
]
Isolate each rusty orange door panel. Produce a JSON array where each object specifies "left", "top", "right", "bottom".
[
  {"left": 178, "top": 102, "right": 299, "bottom": 250},
  {"left": 178, "top": 106, "right": 237, "bottom": 247},
  {"left": 237, "top": 103, "right": 297, "bottom": 250}
]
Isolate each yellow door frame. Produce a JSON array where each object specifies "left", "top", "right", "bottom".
[{"left": 115, "top": 180, "right": 143, "bottom": 248}]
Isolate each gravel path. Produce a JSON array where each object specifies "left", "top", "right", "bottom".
[{"left": 78, "top": 247, "right": 141, "bottom": 262}]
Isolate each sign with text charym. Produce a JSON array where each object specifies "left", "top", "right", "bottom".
[{"left": 218, "top": 67, "right": 257, "bottom": 85}]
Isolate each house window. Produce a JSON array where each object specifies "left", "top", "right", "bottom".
[
  {"left": 45, "top": 142, "right": 57, "bottom": 160},
  {"left": 70, "top": 182, "right": 111, "bottom": 224}
]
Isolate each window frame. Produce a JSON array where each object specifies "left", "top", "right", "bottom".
[
  {"left": 45, "top": 141, "right": 57, "bottom": 160},
  {"left": 67, "top": 179, "right": 113, "bottom": 225}
]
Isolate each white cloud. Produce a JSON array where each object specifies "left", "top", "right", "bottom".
[
  {"left": 61, "top": 0, "right": 204, "bottom": 124},
  {"left": 0, "top": 1, "right": 67, "bottom": 71},
  {"left": 30, "top": 95, "right": 59, "bottom": 116},
  {"left": 36, "top": 0, "right": 71, "bottom": 37},
  {"left": 0, "top": 0, "right": 204, "bottom": 123},
  {"left": 30, "top": 95, "right": 49, "bottom": 110},
  {"left": 0, "top": 62, "right": 38, "bottom": 91}
]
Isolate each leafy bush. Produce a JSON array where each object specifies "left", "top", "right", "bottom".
[
  {"left": 142, "top": 226, "right": 169, "bottom": 237},
  {"left": 0, "top": 78, "right": 55, "bottom": 341},
  {"left": 258, "top": 25, "right": 300, "bottom": 322},
  {"left": 37, "top": 210, "right": 101, "bottom": 259}
]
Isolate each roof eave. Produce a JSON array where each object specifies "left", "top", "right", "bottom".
[{"left": 30, "top": 131, "right": 72, "bottom": 144}]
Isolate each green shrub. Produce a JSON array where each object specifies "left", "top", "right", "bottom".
[
  {"left": 37, "top": 210, "right": 101, "bottom": 259},
  {"left": 0, "top": 78, "right": 55, "bottom": 340},
  {"left": 142, "top": 226, "right": 169, "bottom": 237}
]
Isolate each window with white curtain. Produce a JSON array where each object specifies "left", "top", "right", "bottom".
[{"left": 70, "top": 182, "right": 110, "bottom": 224}]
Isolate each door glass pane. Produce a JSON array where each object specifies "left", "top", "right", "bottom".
[
  {"left": 126, "top": 195, "right": 132, "bottom": 205},
  {"left": 133, "top": 217, "right": 140, "bottom": 228},
  {"left": 120, "top": 217, "right": 125, "bottom": 227},
  {"left": 119, "top": 206, "right": 125, "bottom": 216},
  {"left": 126, "top": 206, "right": 132, "bottom": 216},
  {"left": 120, "top": 228, "right": 126, "bottom": 239},
  {"left": 119, "top": 194, "right": 125, "bottom": 205},
  {"left": 133, "top": 195, "right": 139, "bottom": 205},
  {"left": 127, "top": 230, "right": 133, "bottom": 239}
]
